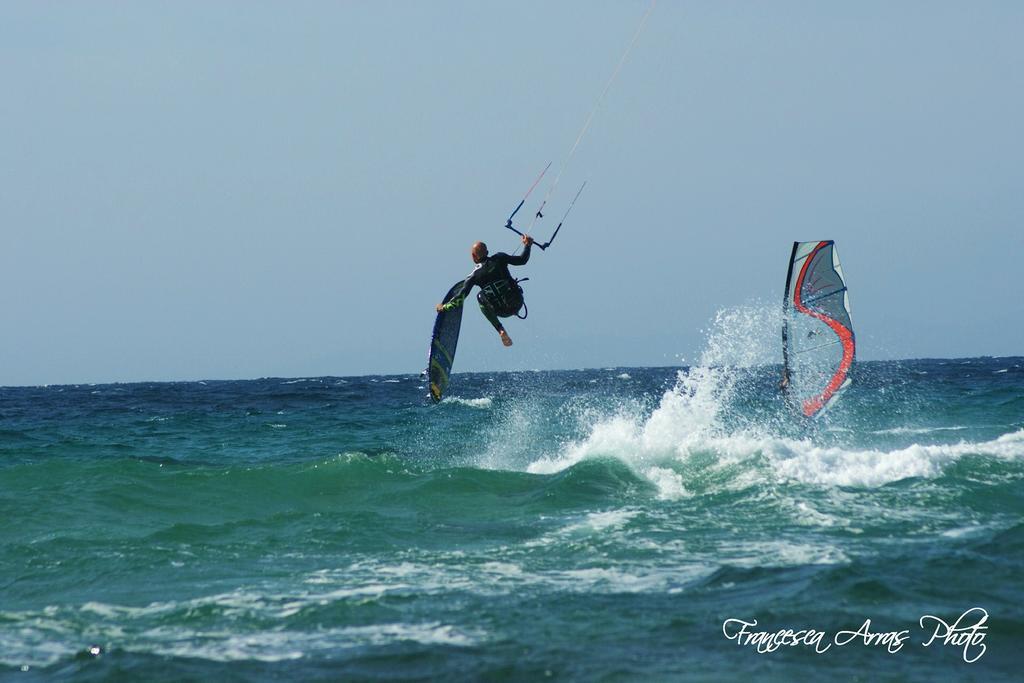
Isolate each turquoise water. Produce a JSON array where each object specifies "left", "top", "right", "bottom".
[{"left": 2, "top": 343, "right": 1023, "bottom": 680}]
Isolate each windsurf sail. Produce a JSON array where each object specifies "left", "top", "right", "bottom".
[
  {"left": 427, "top": 280, "right": 467, "bottom": 402},
  {"left": 782, "top": 240, "right": 855, "bottom": 417}
]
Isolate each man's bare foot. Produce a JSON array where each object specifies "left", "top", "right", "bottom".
[{"left": 499, "top": 330, "right": 513, "bottom": 347}]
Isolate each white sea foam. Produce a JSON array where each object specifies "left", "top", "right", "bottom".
[
  {"left": 526, "top": 305, "right": 777, "bottom": 490},
  {"left": 940, "top": 525, "right": 988, "bottom": 539},
  {"left": 332, "top": 622, "right": 482, "bottom": 647},
  {"left": 716, "top": 539, "right": 850, "bottom": 568},
  {"left": 478, "top": 561, "right": 524, "bottom": 578},
  {"left": 524, "top": 303, "right": 1024, "bottom": 494},
  {"left": 536, "top": 416, "right": 1024, "bottom": 491},
  {"left": 765, "top": 430, "right": 1024, "bottom": 487},
  {"left": 564, "top": 509, "right": 640, "bottom": 534},
  {"left": 0, "top": 630, "right": 74, "bottom": 669},
  {"left": 555, "top": 567, "right": 667, "bottom": 592},
  {"left": 442, "top": 396, "right": 493, "bottom": 409},
  {"left": 305, "top": 553, "right": 716, "bottom": 601},
  {"left": 145, "top": 629, "right": 306, "bottom": 662},
  {"left": 526, "top": 362, "right": 745, "bottom": 490},
  {"left": 870, "top": 426, "right": 968, "bottom": 436},
  {"left": 0, "top": 612, "right": 484, "bottom": 668},
  {"left": 789, "top": 500, "right": 841, "bottom": 528},
  {"left": 644, "top": 466, "right": 689, "bottom": 499},
  {"left": 144, "top": 622, "right": 482, "bottom": 662}
]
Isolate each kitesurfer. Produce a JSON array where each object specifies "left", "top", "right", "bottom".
[{"left": 435, "top": 234, "right": 533, "bottom": 347}]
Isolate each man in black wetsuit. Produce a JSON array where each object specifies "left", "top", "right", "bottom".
[{"left": 435, "top": 234, "right": 534, "bottom": 346}]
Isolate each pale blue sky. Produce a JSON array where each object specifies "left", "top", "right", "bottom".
[{"left": 2, "top": 1, "right": 1022, "bottom": 385}]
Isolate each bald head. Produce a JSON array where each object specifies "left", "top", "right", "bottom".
[{"left": 471, "top": 241, "right": 488, "bottom": 263}]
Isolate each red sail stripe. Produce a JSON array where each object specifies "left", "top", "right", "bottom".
[{"left": 792, "top": 241, "right": 855, "bottom": 417}]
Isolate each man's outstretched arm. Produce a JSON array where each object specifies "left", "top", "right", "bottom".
[
  {"left": 504, "top": 235, "right": 534, "bottom": 266},
  {"left": 435, "top": 275, "right": 475, "bottom": 313}
]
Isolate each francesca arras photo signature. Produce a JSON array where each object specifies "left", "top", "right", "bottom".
[{"left": 722, "top": 608, "right": 989, "bottom": 662}]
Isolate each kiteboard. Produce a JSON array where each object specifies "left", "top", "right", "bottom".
[{"left": 427, "top": 280, "right": 467, "bottom": 402}]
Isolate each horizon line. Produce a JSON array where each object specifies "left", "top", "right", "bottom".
[{"left": 2, "top": 355, "right": 1021, "bottom": 390}]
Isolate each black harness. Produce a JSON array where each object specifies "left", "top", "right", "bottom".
[{"left": 477, "top": 278, "right": 529, "bottom": 319}]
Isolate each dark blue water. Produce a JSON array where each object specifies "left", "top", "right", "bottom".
[{"left": 2, "top": 354, "right": 1022, "bottom": 681}]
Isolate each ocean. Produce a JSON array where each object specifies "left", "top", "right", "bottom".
[{"left": 2, "top": 328, "right": 1022, "bottom": 680}]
